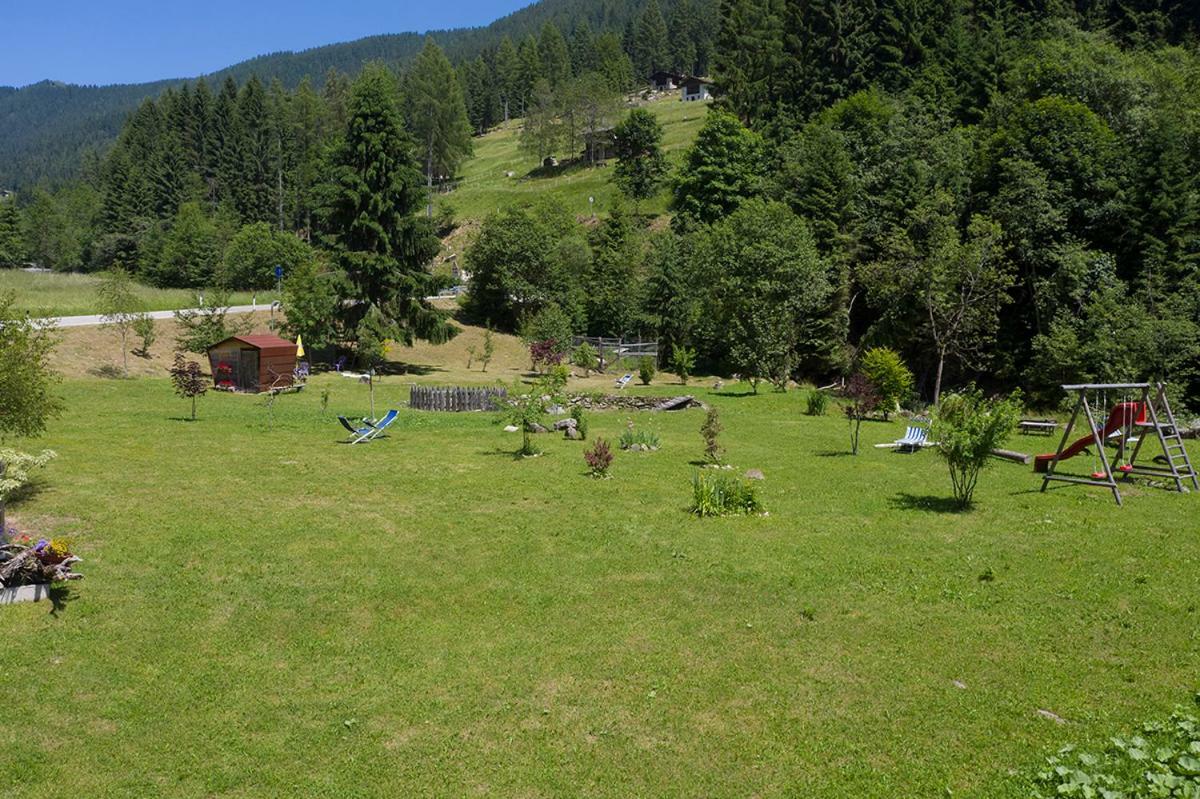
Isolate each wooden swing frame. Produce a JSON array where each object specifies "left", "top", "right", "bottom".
[{"left": 1040, "top": 382, "right": 1198, "bottom": 506}]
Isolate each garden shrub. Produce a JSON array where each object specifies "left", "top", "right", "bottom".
[
  {"left": 690, "top": 472, "right": 764, "bottom": 516},
  {"left": 843, "top": 373, "right": 879, "bottom": 455},
  {"left": 931, "top": 388, "right": 1022, "bottom": 508},
  {"left": 670, "top": 344, "right": 696, "bottom": 385},
  {"left": 1030, "top": 697, "right": 1200, "bottom": 798},
  {"left": 638, "top": 356, "right": 656, "bottom": 385},
  {"left": 572, "top": 342, "right": 599, "bottom": 376},
  {"left": 570, "top": 405, "right": 589, "bottom": 439},
  {"left": 805, "top": 389, "right": 829, "bottom": 416},
  {"left": 860, "top": 347, "right": 913, "bottom": 419},
  {"left": 584, "top": 438, "right": 614, "bottom": 477},
  {"left": 701, "top": 407, "right": 724, "bottom": 463}
]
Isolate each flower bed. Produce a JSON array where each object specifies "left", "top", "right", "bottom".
[{"left": 0, "top": 528, "right": 83, "bottom": 601}]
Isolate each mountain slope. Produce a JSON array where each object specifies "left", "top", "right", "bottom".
[{"left": 0, "top": 0, "right": 649, "bottom": 189}]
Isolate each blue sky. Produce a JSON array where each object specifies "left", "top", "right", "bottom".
[{"left": 1, "top": 1, "right": 530, "bottom": 88}]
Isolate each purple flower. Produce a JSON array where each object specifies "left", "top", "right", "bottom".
[{"left": 34, "top": 539, "right": 48, "bottom": 552}]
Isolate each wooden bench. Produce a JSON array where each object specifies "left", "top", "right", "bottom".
[{"left": 1019, "top": 419, "right": 1058, "bottom": 435}]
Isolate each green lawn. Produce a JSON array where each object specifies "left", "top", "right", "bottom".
[
  {"left": 442, "top": 95, "right": 710, "bottom": 223},
  {"left": 0, "top": 270, "right": 258, "bottom": 317},
  {"left": 2, "top": 374, "right": 1198, "bottom": 797}
]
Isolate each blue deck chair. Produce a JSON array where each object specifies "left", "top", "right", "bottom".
[
  {"left": 894, "top": 425, "right": 928, "bottom": 452},
  {"left": 614, "top": 373, "right": 633, "bottom": 389},
  {"left": 338, "top": 409, "right": 399, "bottom": 444}
]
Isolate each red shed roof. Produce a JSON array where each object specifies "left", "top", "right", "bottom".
[{"left": 209, "top": 334, "right": 298, "bottom": 354}]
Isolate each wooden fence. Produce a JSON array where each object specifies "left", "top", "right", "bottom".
[
  {"left": 409, "top": 385, "right": 507, "bottom": 412},
  {"left": 572, "top": 336, "right": 659, "bottom": 370}
]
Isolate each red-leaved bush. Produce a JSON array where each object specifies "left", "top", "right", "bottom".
[{"left": 584, "top": 437, "right": 613, "bottom": 477}]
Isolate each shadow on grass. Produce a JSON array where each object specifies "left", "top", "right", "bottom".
[
  {"left": 524, "top": 157, "right": 596, "bottom": 181},
  {"left": 478, "top": 447, "right": 547, "bottom": 461},
  {"left": 889, "top": 493, "right": 967, "bottom": 514},
  {"left": 711, "top": 390, "right": 758, "bottom": 398},
  {"left": 379, "top": 361, "right": 441, "bottom": 376},
  {"left": 49, "top": 583, "right": 79, "bottom": 617},
  {"left": 815, "top": 451, "right": 855, "bottom": 458}
]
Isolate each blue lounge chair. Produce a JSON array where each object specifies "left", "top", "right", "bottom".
[
  {"left": 894, "top": 426, "right": 928, "bottom": 452},
  {"left": 338, "top": 409, "right": 399, "bottom": 444},
  {"left": 614, "top": 373, "right": 633, "bottom": 389}
]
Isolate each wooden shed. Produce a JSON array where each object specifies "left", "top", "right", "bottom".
[{"left": 207, "top": 334, "right": 298, "bottom": 393}]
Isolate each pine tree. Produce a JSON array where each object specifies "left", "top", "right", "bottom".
[
  {"left": 322, "top": 63, "right": 454, "bottom": 347},
  {"left": 406, "top": 39, "right": 474, "bottom": 197},
  {"left": 213, "top": 78, "right": 242, "bottom": 212},
  {"left": 633, "top": 0, "right": 672, "bottom": 79},
  {"left": 713, "top": 0, "right": 786, "bottom": 126},
  {"left": 538, "top": 22, "right": 572, "bottom": 89},
  {"left": 494, "top": 36, "right": 521, "bottom": 121},
  {"left": 517, "top": 35, "right": 543, "bottom": 115},
  {"left": 667, "top": 0, "right": 698, "bottom": 75},
  {"left": 235, "top": 77, "right": 275, "bottom": 224},
  {"left": 0, "top": 198, "right": 25, "bottom": 267},
  {"left": 595, "top": 32, "right": 635, "bottom": 92},
  {"left": 570, "top": 21, "right": 600, "bottom": 76}
]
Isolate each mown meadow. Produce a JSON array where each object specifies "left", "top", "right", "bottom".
[{"left": 2, "top": 366, "right": 1197, "bottom": 797}]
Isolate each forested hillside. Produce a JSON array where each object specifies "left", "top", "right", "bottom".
[
  {"left": 2, "top": 0, "right": 1199, "bottom": 410},
  {"left": 0, "top": 0, "right": 714, "bottom": 187}
]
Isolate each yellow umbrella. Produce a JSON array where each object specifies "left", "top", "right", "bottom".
[{"left": 295, "top": 334, "right": 305, "bottom": 358}]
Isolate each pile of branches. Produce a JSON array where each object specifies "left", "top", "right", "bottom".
[{"left": 0, "top": 537, "right": 83, "bottom": 587}]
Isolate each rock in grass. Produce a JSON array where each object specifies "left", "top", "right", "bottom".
[
  {"left": 564, "top": 427, "right": 582, "bottom": 440},
  {"left": 1036, "top": 709, "right": 1067, "bottom": 725},
  {"left": 527, "top": 422, "right": 549, "bottom": 434},
  {"left": 503, "top": 425, "right": 519, "bottom": 433},
  {"left": 553, "top": 418, "right": 577, "bottom": 431},
  {"left": 744, "top": 469, "right": 765, "bottom": 480}
]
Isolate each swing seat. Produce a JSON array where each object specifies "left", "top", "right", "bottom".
[
  {"left": 1091, "top": 471, "right": 1109, "bottom": 480},
  {"left": 1116, "top": 464, "right": 1134, "bottom": 473}
]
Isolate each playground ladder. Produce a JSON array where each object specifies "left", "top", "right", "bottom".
[{"left": 1146, "top": 385, "right": 1199, "bottom": 492}]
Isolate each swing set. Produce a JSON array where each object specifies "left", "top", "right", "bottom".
[{"left": 1034, "top": 382, "right": 1197, "bottom": 506}]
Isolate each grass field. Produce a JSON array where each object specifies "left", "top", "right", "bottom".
[
  {"left": 441, "top": 95, "right": 710, "bottom": 224},
  {"left": 2, "top": 347, "right": 1198, "bottom": 796},
  {"left": 1, "top": 270, "right": 258, "bottom": 317}
]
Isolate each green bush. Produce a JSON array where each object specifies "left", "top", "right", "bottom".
[
  {"left": 860, "top": 347, "right": 914, "bottom": 419},
  {"left": 570, "top": 405, "right": 589, "bottom": 439},
  {"left": 572, "top": 342, "right": 598, "bottom": 375},
  {"left": 805, "top": 389, "right": 829, "bottom": 416},
  {"left": 931, "top": 388, "right": 1022, "bottom": 508},
  {"left": 690, "top": 471, "right": 764, "bottom": 517},
  {"left": 670, "top": 344, "right": 697, "bottom": 385},
  {"left": 638, "top": 355, "right": 656, "bottom": 385}
]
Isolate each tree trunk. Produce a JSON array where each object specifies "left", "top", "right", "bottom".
[
  {"left": 0, "top": 460, "right": 6, "bottom": 537},
  {"left": 933, "top": 348, "right": 946, "bottom": 406},
  {"left": 191, "top": 395, "right": 197, "bottom": 421},
  {"left": 426, "top": 133, "right": 435, "bottom": 218},
  {"left": 121, "top": 329, "right": 128, "bottom": 376}
]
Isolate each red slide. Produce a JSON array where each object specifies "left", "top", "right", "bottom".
[{"left": 1033, "top": 402, "right": 1145, "bottom": 473}]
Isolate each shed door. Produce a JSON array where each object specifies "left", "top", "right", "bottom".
[{"left": 239, "top": 350, "right": 259, "bottom": 390}]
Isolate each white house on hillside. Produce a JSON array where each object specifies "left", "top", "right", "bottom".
[{"left": 681, "top": 76, "right": 712, "bottom": 102}]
